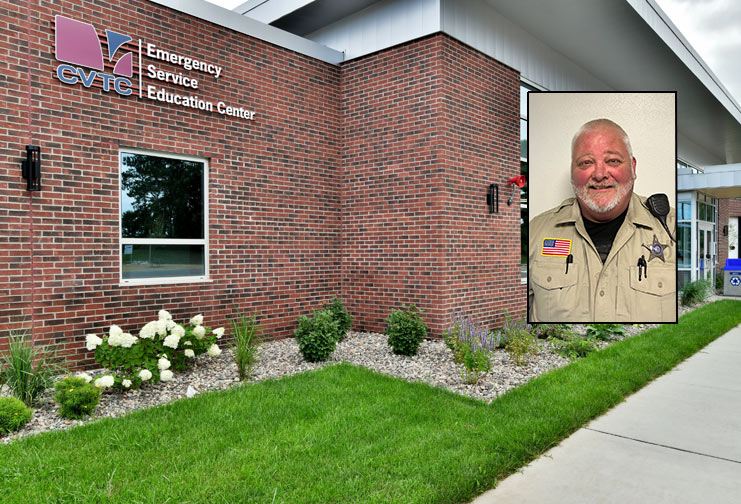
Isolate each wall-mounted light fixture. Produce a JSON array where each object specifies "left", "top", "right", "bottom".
[
  {"left": 507, "top": 175, "right": 526, "bottom": 205},
  {"left": 723, "top": 225, "right": 728, "bottom": 236},
  {"left": 21, "top": 145, "right": 41, "bottom": 191},
  {"left": 487, "top": 184, "right": 498, "bottom": 214}
]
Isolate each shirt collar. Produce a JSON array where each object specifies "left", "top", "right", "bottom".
[{"left": 551, "top": 193, "right": 655, "bottom": 229}]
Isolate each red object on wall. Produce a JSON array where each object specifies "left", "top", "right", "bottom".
[
  {"left": 508, "top": 175, "right": 526, "bottom": 188},
  {"left": 1, "top": 0, "right": 524, "bottom": 368}
]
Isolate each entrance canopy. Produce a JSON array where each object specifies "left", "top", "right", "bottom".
[{"left": 678, "top": 164, "right": 741, "bottom": 199}]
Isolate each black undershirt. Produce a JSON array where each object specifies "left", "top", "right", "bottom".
[{"left": 582, "top": 207, "right": 629, "bottom": 263}]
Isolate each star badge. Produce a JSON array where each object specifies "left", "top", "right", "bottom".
[{"left": 643, "top": 234, "right": 668, "bottom": 263}]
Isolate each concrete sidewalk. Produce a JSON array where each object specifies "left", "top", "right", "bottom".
[{"left": 471, "top": 323, "right": 741, "bottom": 504}]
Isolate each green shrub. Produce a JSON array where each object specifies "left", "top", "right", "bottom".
[
  {"left": 531, "top": 324, "right": 573, "bottom": 340},
  {"left": 89, "top": 310, "right": 225, "bottom": 389},
  {"left": 443, "top": 324, "right": 460, "bottom": 358},
  {"left": 505, "top": 332, "right": 538, "bottom": 366},
  {"left": 503, "top": 315, "right": 538, "bottom": 366},
  {"left": 460, "top": 342, "right": 492, "bottom": 384},
  {"left": 323, "top": 296, "right": 353, "bottom": 341},
  {"left": 230, "top": 312, "right": 261, "bottom": 380},
  {"left": 0, "top": 330, "right": 66, "bottom": 406},
  {"left": 0, "top": 396, "right": 32, "bottom": 435},
  {"left": 681, "top": 279, "right": 711, "bottom": 306},
  {"left": 295, "top": 309, "right": 339, "bottom": 362},
  {"left": 585, "top": 324, "right": 627, "bottom": 341},
  {"left": 552, "top": 335, "right": 599, "bottom": 360},
  {"left": 386, "top": 305, "right": 428, "bottom": 356},
  {"left": 54, "top": 376, "right": 101, "bottom": 419},
  {"left": 715, "top": 273, "right": 723, "bottom": 293}
]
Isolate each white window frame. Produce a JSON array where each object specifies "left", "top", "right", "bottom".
[{"left": 118, "top": 147, "right": 210, "bottom": 286}]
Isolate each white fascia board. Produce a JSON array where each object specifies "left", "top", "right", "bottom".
[
  {"left": 149, "top": 0, "right": 344, "bottom": 65},
  {"left": 678, "top": 166, "right": 741, "bottom": 199},
  {"left": 236, "top": 0, "right": 316, "bottom": 23},
  {"left": 627, "top": 0, "right": 741, "bottom": 124}
]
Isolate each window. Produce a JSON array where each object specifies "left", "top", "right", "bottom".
[
  {"left": 520, "top": 82, "right": 537, "bottom": 281},
  {"left": 120, "top": 149, "right": 208, "bottom": 284}
]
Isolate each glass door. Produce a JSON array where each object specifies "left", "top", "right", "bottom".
[{"left": 697, "top": 221, "right": 715, "bottom": 282}]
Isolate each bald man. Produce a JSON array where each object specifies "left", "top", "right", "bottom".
[{"left": 528, "top": 119, "right": 676, "bottom": 323}]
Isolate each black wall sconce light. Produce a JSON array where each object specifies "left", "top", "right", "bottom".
[
  {"left": 21, "top": 145, "right": 41, "bottom": 191},
  {"left": 487, "top": 183, "right": 498, "bottom": 214},
  {"left": 723, "top": 225, "right": 728, "bottom": 236}
]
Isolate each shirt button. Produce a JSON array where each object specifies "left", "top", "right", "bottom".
[
  {"left": 599, "top": 290, "right": 605, "bottom": 297},
  {"left": 658, "top": 282, "right": 663, "bottom": 288},
  {"left": 547, "top": 276, "right": 552, "bottom": 283}
]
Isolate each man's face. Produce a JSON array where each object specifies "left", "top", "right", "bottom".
[{"left": 571, "top": 126, "right": 636, "bottom": 223}]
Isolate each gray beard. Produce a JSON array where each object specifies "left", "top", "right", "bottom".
[{"left": 572, "top": 178, "right": 634, "bottom": 214}]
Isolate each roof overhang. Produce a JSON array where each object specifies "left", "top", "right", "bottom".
[
  {"left": 678, "top": 164, "right": 741, "bottom": 199},
  {"left": 482, "top": 0, "right": 741, "bottom": 165},
  {"left": 149, "top": 0, "right": 344, "bottom": 64}
]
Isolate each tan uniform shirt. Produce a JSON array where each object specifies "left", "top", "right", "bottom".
[{"left": 528, "top": 193, "right": 676, "bottom": 322}]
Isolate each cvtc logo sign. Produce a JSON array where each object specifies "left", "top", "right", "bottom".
[{"left": 55, "top": 15, "right": 135, "bottom": 96}]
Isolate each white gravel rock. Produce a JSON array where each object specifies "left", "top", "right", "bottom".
[{"left": 1, "top": 298, "right": 719, "bottom": 444}]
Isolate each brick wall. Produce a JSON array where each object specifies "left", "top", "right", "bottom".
[
  {"left": 341, "top": 35, "right": 522, "bottom": 335},
  {"left": 1, "top": 1, "right": 526, "bottom": 368},
  {"left": 718, "top": 198, "right": 741, "bottom": 271},
  {"left": 1, "top": 0, "right": 341, "bottom": 367}
]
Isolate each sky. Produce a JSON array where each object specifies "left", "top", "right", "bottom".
[
  {"left": 204, "top": 0, "right": 741, "bottom": 106},
  {"left": 655, "top": 0, "right": 741, "bottom": 106}
]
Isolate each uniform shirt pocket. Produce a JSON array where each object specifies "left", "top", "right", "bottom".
[
  {"left": 530, "top": 259, "right": 580, "bottom": 321},
  {"left": 628, "top": 265, "right": 676, "bottom": 321}
]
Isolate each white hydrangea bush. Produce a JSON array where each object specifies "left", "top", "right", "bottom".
[{"left": 85, "top": 309, "right": 225, "bottom": 391}]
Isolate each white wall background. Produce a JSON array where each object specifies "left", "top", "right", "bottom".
[{"left": 528, "top": 92, "right": 676, "bottom": 219}]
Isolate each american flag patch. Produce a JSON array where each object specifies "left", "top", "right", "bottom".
[{"left": 541, "top": 238, "right": 571, "bottom": 257}]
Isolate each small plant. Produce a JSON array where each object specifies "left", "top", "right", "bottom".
[
  {"left": 0, "top": 330, "right": 66, "bottom": 406},
  {"left": 681, "top": 279, "right": 711, "bottom": 306},
  {"left": 295, "top": 309, "right": 339, "bottom": 362},
  {"left": 460, "top": 343, "right": 492, "bottom": 384},
  {"left": 715, "top": 273, "right": 723, "bottom": 293},
  {"left": 0, "top": 396, "right": 33, "bottom": 435},
  {"left": 530, "top": 324, "right": 573, "bottom": 340},
  {"left": 444, "top": 315, "right": 497, "bottom": 384},
  {"left": 54, "top": 376, "right": 101, "bottom": 419},
  {"left": 230, "top": 312, "right": 261, "bottom": 380},
  {"left": 503, "top": 314, "right": 537, "bottom": 366},
  {"left": 552, "top": 335, "right": 599, "bottom": 360},
  {"left": 386, "top": 304, "right": 428, "bottom": 356},
  {"left": 585, "top": 324, "right": 627, "bottom": 341},
  {"left": 323, "top": 296, "right": 353, "bottom": 341},
  {"left": 88, "top": 309, "right": 225, "bottom": 390}
]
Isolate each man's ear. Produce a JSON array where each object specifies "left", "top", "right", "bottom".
[{"left": 632, "top": 156, "right": 637, "bottom": 178}]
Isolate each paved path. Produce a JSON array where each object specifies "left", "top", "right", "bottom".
[{"left": 471, "top": 323, "right": 741, "bottom": 503}]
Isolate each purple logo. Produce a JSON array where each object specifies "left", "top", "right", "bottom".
[{"left": 54, "top": 15, "right": 135, "bottom": 95}]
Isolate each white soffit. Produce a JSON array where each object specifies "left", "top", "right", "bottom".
[
  {"left": 234, "top": 0, "right": 316, "bottom": 23},
  {"left": 149, "top": 0, "right": 344, "bottom": 64}
]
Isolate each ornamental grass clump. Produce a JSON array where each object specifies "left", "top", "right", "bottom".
[
  {"left": 54, "top": 375, "right": 101, "bottom": 419},
  {"left": 295, "top": 309, "right": 339, "bottom": 362},
  {"left": 0, "top": 329, "right": 66, "bottom": 406},
  {"left": 681, "top": 279, "right": 711, "bottom": 306},
  {"left": 230, "top": 312, "right": 260, "bottom": 380},
  {"left": 86, "top": 309, "right": 225, "bottom": 390},
  {"left": 386, "top": 304, "right": 428, "bottom": 356},
  {"left": 0, "top": 397, "right": 32, "bottom": 435}
]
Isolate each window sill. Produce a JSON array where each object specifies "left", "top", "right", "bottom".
[{"left": 119, "top": 277, "right": 212, "bottom": 287}]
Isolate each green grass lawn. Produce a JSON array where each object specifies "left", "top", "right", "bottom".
[{"left": 2, "top": 300, "right": 740, "bottom": 504}]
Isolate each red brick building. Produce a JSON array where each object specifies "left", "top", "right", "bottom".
[{"left": 1, "top": 0, "right": 522, "bottom": 368}]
